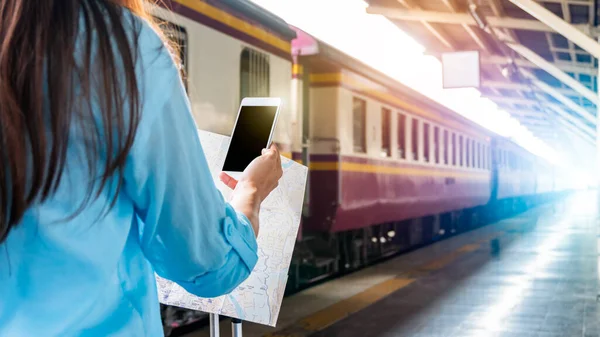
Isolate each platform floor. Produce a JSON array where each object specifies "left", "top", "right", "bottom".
[{"left": 185, "top": 191, "right": 600, "bottom": 337}]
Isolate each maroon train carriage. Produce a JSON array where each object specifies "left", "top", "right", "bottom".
[{"left": 288, "top": 29, "right": 564, "bottom": 289}]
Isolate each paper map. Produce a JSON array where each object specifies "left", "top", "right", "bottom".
[{"left": 155, "top": 130, "right": 307, "bottom": 326}]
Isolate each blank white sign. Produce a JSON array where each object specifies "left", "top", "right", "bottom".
[{"left": 441, "top": 51, "right": 481, "bottom": 89}]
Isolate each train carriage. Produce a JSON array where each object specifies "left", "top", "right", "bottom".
[{"left": 288, "top": 28, "right": 564, "bottom": 288}]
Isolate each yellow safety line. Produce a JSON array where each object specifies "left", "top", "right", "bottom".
[
  {"left": 173, "top": 0, "right": 291, "bottom": 53},
  {"left": 458, "top": 243, "right": 481, "bottom": 253},
  {"left": 300, "top": 278, "right": 414, "bottom": 332},
  {"left": 417, "top": 243, "right": 482, "bottom": 271}
]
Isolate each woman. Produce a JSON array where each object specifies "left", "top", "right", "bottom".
[{"left": 0, "top": 0, "right": 282, "bottom": 336}]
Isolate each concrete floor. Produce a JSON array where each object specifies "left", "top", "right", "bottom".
[
  {"left": 313, "top": 192, "right": 600, "bottom": 337},
  {"left": 186, "top": 191, "right": 600, "bottom": 337}
]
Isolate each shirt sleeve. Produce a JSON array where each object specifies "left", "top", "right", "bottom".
[{"left": 122, "top": 21, "right": 258, "bottom": 298}]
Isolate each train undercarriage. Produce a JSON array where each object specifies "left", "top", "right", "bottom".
[{"left": 287, "top": 193, "right": 561, "bottom": 293}]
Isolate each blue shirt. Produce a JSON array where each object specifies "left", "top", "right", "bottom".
[{"left": 0, "top": 15, "right": 258, "bottom": 336}]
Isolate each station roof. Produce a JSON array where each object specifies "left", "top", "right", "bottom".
[{"left": 365, "top": 0, "right": 598, "bottom": 157}]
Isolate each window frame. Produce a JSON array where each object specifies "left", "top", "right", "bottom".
[
  {"left": 381, "top": 107, "right": 392, "bottom": 157},
  {"left": 240, "top": 47, "right": 270, "bottom": 100},
  {"left": 411, "top": 117, "right": 419, "bottom": 161},
  {"left": 459, "top": 135, "right": 464, "bottom": 167},
  {"left": 352, "top": 97, "right": 367, "bottom": 153},
  {"left": 398, "top": 113, "right": 407, "bottom": 159},
  {"left": 423, "top": 122, "right": 430, "bottom": 163},
  {"left": 433, "top": 126, "right": 440, "bottom": 164}
]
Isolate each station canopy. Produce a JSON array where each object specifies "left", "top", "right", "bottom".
[{"left": 365, "top": 0, "right": 599, "bottom": 160}]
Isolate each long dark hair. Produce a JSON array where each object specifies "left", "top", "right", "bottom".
[{"left": 0, "top": 0, "right": 156, "bottom": 243}]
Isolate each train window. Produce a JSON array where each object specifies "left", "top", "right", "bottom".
[
  {"left": 472, "top": 140, "right": 477, "bottom": 168},
  {"left": 240, "top": 48, "right": 270, "bottom": 99},
  {"left": 433, "top": 126, "right": 440, "bottom": 164},
  {"left": 481, "top": 145, "right": 485, "bottom": 169},
  {"left": 459, "top": 135, "right": 464, "bottom": 167},
  {"left": 443, "top": 130, "right": 450, "bottom": 164},
  {"left": 352, "top": 97, "right": 367, "bottom": 153},
  {"left": 471, "top": 141, "right": 476, "bottom": 168},
  {"left": 465, "top": 138, "right": 470, "bottom": 168},
  {"left": 471, "top": 140, "right": 476, "bottom": 168},
  {"left": 423, "top": 123, "right": 430, "bottom": 162},
  {"left": 481, "top": 144, "right": 486, "bottom": 169},
  {"left": 480, "top": 143, "right": 485, "bottom": 169},
  {"left": 411, "top": 118, "right": 419, "bottom": 160},
  {"left": 451, "top": 133, "right": 457, "bottom": 166},
  {"left": 473, "top": 140, "right": 478, "bottom": 168},
  {"left": 381, "top": 108, "right": 391, "bottom": 157},
  {"left": 156, "top": 18, "right": 188, "bottom": 91},
  {"left": 481, "top": 143, "right": 485, "bottom": 169},
  {"left": 398, "top": 113, "right": 406, "bottom": 159},
  {"left": 476, "top": 143, "right": 479, "bottom": 168}
]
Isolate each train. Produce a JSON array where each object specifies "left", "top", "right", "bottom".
[{"left": 151, "top": 0, "right": 569, "bottom": 334}]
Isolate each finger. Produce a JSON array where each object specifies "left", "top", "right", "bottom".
[
  {"left": 219, "top": 172, "right": 238, "bottom": 190},
  {"left": 268, "top": 144, "right": 280, "bottom": 162},
  {"left": 262, "top": 148, "right": 267, "bottom": 155}
]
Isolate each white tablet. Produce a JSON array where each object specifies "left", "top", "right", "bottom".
[{"left": 222, "top": 97, "right": 281, "bottom": 180}]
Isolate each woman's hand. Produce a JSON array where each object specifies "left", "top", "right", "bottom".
[{"left": 219, "top": 144, "right": 283, "bottom": 236}]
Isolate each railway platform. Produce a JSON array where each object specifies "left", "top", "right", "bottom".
[{"left": 184, "top": 191, "right": 599, "bottom": 337}]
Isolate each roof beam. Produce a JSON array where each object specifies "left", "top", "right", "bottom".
[
  {"left": 523, "top": 104, "right": 595, "bottom": 145},
  {"left": 484, "top": 94, "right": 545, "bottom": 107},
  {"left": 525, "top": 73, "right": 596, "bottom": 125},
  {"left": 396, "top": 0, "right": 456, "bottom": 50},
  {"left": 521, "top": 119, "right": 552, "bottom": 126},
  {"left": 365, "top": 6, "right": 596, "bottom": 35},
  {"left": 549, "top": 114, "right": 595, "bottom": 145},
  {"left": 498, "top": 38, "right": 599, "bottom": 104},
  {"left": 488, "top": 0, "right": 521, "bottom": 44},
  {"left": 482, "top": 80, "right": 578, "bottom": 96},
  {"left": 508, "top": 0, "right": 600, "bottom": 58},
  {"left": 481, "top": 55, "right": 597, "bottom": 76},
  {"left": 485, "top": 94, "right": 594, "bottom": 126},
  {"left": 511, "top": 110, "right": 547, "bottom": 119},
  {"left": 441, "top": 0, "right": 492, "bottom": 52},
  {"left": 488, "top": 0, "right": 505, "bottom": 17},
  {"left": 546, "top": 105, "right": 595, "bottom": 137},
  {"left": 555, "top": 120, "right": 595, "bottom": 145},
  {"left": 539, "top": 0, "right": 591, "bottom": 5}
]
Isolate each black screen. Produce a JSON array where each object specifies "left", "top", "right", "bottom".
[{"left": 223, "top": 105, "right": 277, "bottom": 172}]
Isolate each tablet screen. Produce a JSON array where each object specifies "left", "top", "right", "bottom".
[{"left": 222, "top": 105, "right": 277, "bottom": 172}]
